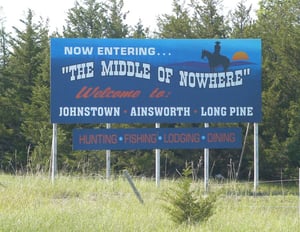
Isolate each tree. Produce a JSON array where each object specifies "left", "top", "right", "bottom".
[
  {"left": 63, "top": 0, "right": 129, "bottom": 38},
  {"left": 255, "top": 0, "right": 300, "bottom": 178},
  {"left": 229, "top": 0, "right": 254, "bottom": 38},
  {"left": 0, "top": 19, "right": 9, "bottom": 67},
  {"left": 130, "top": 19, "right": 149, "bottom": 38},
  {"left": 1, "top": 9, "right": 50, "bottom": 172},
  {"left": 105, "top": 0, "right": 129, "bottom": 38},
  {"left": 162, "top": 167, "right": 218, "bottom": 225},
  {"left": 156, "top": 0, "right": 194, "bottom": 38},
  {"left": 0, "top": 17, "right": 13, "bottom": 170},
  {"left": 190, "top": 0, "right": 230, "bottom": 38},
  {"left": 63, "top": 0, "right": 108, "bottom": 38},
  {"left": 20, "top": 35, "right": 67, "bottom": 172},
  {"left": 285, "top": 100, "right": 300, "bottom": 177}
]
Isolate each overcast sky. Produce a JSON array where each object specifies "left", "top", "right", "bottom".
[{"left": 0, "top": 0, "right": 259, "bottom": 33}]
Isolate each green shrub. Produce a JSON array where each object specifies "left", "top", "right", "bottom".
[{"left": 162, "top": 170, "right": 218, "bottom": 225}]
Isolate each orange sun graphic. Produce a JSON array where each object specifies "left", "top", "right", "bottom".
[{"left": 232, "top": 51, "right": 249, "bottom": 61}]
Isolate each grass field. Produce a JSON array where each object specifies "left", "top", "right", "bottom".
[{"left": 0, "top": 174, "right": 299, "bottom": 232}]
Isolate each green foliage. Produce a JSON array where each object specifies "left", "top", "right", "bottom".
[
  {"left": 113, "top": 150, "right": 154, "bottom": 176},
  {"left": 63, "top": 0, "right": 108, "bottom": 38},
  {"left": 63, "top": 0, "right": 128, "bottom": 38},
  {"left": 162, "top": 168, "right": 218, "bottom": 225},
  {"left": 156, "top": 0, "right": 194, "bottom": 38},
  {"left": 229, "top": 0, "right": 254, "bottom": 38},
  {"left": 190, "top": 0, "right": 230, "bottom": 38},
  {"left": 105, "top": 0, "right": 129, "bottom": 38},
  {"left": 257, "top": 0, "right": 300, "bottom": 179},
  {"left": 130, "top": 19, "right": 149, "bottom": 38},
  {"left": 0, "top": 10, "right": 50, "bottom": 172}
]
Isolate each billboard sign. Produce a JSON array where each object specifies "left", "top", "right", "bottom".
[
  {"left": 51, "top": 38, "right": 261, "bottom": 123},
  {"left": 73, "top": 127, "right": 242, "bottom": 150}
]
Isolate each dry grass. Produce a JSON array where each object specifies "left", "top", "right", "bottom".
[{"left": 0, "top": 174, "right": 299, "bottom": 231}]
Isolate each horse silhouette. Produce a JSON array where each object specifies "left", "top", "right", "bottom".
[{"left": 201, "top": 49, "right": 230, "bottom": 72}]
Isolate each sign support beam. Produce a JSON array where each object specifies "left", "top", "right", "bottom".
[
  {"left": 106, "top": 123, "right": 111, "bottom": 180},
  {"left": 204, "top": 123, "right": 209, "bottom": 192},
  {"left": 155, "top": 123, "right": 160, "bottom": 187},
  {"left": 51, "top": 123, "right": 57, "bottom": 183},
  {"left": 254, "top": 123, "right": 259, "bottom": 192}
]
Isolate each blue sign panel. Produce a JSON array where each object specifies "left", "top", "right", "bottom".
[
  {"left": 73, "top": 127, "right": 242, "bottom": 150},
  {"left": 51, "top": 38, "right": 261, "bottom": 123}
]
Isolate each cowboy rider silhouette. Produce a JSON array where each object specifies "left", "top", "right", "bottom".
[
  {"left": 202, "top": 41, "right": 230, "bottom": 72},
  {"left": 214, "top": 41, "right": 221, "bottom": 56}
]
